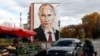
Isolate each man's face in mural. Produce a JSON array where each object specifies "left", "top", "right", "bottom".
[{"left": 38, "top": 4, "right": 56, "bottom": 29}]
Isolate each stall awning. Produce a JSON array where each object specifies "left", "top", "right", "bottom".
[{"left": 0, "top": 25, "right": 36, "bottom": 37}]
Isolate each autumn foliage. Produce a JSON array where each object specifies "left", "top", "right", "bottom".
[{"left": 60, "top": 12, "right": 100, "bottom": 39}]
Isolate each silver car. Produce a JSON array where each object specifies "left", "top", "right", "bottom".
[{"left": 47, "top": 38, "right": 83, "bottom": 56}]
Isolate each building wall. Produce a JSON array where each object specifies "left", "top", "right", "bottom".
[{"left": 29, "top": 3, "right": 34, "bottom": 42}]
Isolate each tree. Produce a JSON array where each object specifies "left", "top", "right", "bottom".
[
  {"left": 61, "top": 12, "right": 100, "bottom": 39},
  {"left": 82, "top": 12, "right": 100, "bottom": 39},
  {"left": 60, "top": 25, "right": 76, "bottom": 38}
]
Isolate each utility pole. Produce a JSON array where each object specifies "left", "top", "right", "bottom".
[
  {"left": 10, "top": 18, "right": 15, "bottom": 27},
  {"left": 20, "top": 12, "right": 22, "bottom": 28}
]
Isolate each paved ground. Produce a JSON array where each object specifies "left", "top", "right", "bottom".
[{"left": 92, "top": 39, "right": 100, "bottom": 56}]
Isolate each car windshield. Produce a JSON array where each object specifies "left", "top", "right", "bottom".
[{"left": 54, "top": 40, "right": 75, "bottom": 47}]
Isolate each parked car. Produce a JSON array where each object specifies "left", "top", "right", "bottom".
[{"left": 47, "top": 38, "right": 83, "bottom": 56}]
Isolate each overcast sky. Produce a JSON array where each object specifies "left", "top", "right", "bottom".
[{"left": 0, "top": 0, "right": 100, "bottom": 28}]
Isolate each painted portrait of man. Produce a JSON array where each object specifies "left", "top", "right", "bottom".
[{"left": 33, "top": 3, "right": 60, "bottom": 42}]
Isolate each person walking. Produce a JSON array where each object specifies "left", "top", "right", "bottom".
[{"left": 83, "top": 38, "right": 94, "bottom": 56}]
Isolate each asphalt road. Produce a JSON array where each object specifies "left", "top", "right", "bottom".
[{"left": 92, "top": 39, "right": 100, "bottom": 56}]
